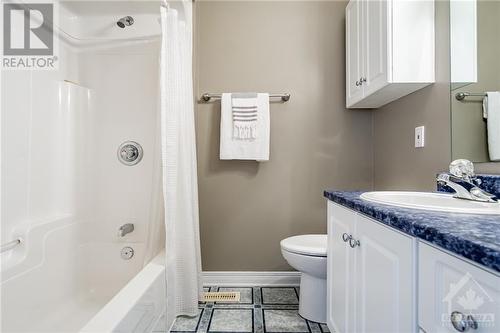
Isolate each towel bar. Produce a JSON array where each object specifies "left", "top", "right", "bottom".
[
  {"left": 455, "top": 92, "right": 487, "bottom": 101},
  {"left": 201, "top": 93, "right": 290, "bottom": 103}
]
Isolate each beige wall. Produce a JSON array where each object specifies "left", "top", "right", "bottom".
[
  {"left": 194, "top": 0, "right": 499, "bottom": 271},
  {"left": 476, "top": 162, "right": 500, "bottom": 174},
  {"left": 373, "top": 0, "right": 500, "bottom": 191},
  {"left": 373, "top": 0, "right": 452, "bottom": 190},
  {"left": 194, "top": 1, "right": 373, "bottom": 271},
  {"left": 451, "top": 0, "right": 500, "bottom": 162}
]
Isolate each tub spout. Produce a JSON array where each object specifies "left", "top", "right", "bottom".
[{"left": 118, "top": 223, "right": 134, "bottom": 237}]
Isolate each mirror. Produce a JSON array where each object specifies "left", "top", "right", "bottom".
[{"left": 450, "top": 0, "right": 500, "bottom": 163}]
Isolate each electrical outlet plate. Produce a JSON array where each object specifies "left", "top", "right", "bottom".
[{"left": 415, "top": 126, "right": 425, "bottom": 148}]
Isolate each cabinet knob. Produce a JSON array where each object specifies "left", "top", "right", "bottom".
[
  {"left": 342, "top": 233, "right": 352, "bottom": 242},
  {"left": 450, "top": 311, "right": 478, "bottom": 332},
  {"left": 355, "top": 77, "right": 366, "bottom": 86},
  {"left": 349, "top": 237, "right": 360, "bottom": 248}
]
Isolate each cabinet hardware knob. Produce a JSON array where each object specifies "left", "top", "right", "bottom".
[
  {"left": 349, "top": 238, "right": 360, "bottom": 248},
  {"left": 361, "top": 77, "right": 367, "bottom": 83},
  {"left": 342, "top": 233, "right": 352, "bottom": 242},
  {"left": 355, "top": 80, "right": 361, "bottom": 86},
  {"left": 450, "top": 311, "right": 478, "bottom": 332}
]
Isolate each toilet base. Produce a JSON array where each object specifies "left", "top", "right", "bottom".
[{"left": 298, "top": 272, "right": 327, "bottom": 324}]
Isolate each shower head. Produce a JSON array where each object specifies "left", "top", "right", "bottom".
[{"left": 117, "top": 16, "right": 134, "bottom": 28}]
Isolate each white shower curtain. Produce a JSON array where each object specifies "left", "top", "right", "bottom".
[{"left": 160, "top": 0, "right": 203, "bottom": 327}]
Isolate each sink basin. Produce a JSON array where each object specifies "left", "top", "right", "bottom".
[{"left": 360, "top": 191, "right": 500, "bottom": 215}]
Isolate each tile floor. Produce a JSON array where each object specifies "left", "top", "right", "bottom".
[{"left": 156, "top": 286, "right": 331, "bottom": 333}]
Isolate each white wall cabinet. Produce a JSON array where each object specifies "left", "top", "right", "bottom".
[
  {"left": 345, "top": 0, "right": 435, "bottom": 108},
  {"left": 419, "top": 243, "right": 500, "bottom": 333},
  {"left": 327, "top": 202, "right": 416, "bottom": 333},
  {"left": 450, "top": 0, "right": 477, "bottom": 87}
]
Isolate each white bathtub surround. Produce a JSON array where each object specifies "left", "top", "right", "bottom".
[
  {"left": 1, "top": 217, "right": 147, "bottom": 332},
  {"left": 160, "top": 0, "right": 203, "bottom": 328},
  {"left": 2, "top": 1, "right": 162, "bottom": 331}
]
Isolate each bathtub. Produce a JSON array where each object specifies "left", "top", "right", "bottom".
[
  {"left": 81, "top": 251, "right": 166, "bottom": 333},
  {"left": 0, "top": 217, "right": 160, "bottom": 333}
]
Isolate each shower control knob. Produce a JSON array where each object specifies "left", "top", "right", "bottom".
[
  {"left": 117, "top": 141, "right": 143, "bottom": 166},
  {"left": 122, "top": 146, "right": 137, "bottom": 160},
  {"left": 121, "top": 247, "right": 135, "bottom": 260}
]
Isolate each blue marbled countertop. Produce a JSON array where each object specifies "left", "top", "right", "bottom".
[{"left": 324, "top": 190, "right": 500, "bottom": 273}]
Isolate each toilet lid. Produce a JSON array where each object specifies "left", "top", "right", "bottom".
[{"left": 280, "top": 235, "right": 327, "bottom": 257}]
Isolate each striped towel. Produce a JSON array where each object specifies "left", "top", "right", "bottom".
[
  {"left": 231, "top": 93, "right": 259, "bottom": 140},
  {"left": 220, "top": 93, "right": 270, "bottom": 160}
]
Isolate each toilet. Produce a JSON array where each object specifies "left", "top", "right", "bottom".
[{"left": 280, "top": 234, "right": 327, "bottom": 323}]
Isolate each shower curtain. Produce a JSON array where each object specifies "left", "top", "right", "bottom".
[{"left": 160, "top": 0, "right": 203, "bottom": 326}]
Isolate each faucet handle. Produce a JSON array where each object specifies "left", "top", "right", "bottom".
[{"left": 449, "top": 159, "right": 475, "bottom": 181}]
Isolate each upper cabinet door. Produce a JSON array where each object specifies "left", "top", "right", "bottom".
[
  {"left": 345, "top": 0, "right": 434, "bottom": 109},
  {"left": 355, "top": 214, "right": 416, "bottom": 333},
  {"left": 362, "top": 0, "right": 389, "bottom": 96},
  {"left": 346, "top": 0, "right": 364, "bottom": 106}
]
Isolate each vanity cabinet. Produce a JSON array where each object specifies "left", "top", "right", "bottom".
[
  {"left": 327, "top": 202, "right": 416, "bottom": 333},
  {"left": 345, "top": 0, "right": 435, "bottom": 108},
  {"left": 326, "top": 200, "right": 500, "bottom": 333},
  {"left": 419, "top": 243, "right": 500, "bottom": 333}
]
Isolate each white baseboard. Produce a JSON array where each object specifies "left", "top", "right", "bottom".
[{"left": 202, "top": 271, "right": 301, "bottom": 287}]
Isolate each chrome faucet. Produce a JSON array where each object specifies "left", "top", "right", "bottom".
[
  {"left": 437, "top": 159, "right": 497, "bottom": 203},
  {"left": 118, "top": 223, "right": 134, "bottom": 237}
]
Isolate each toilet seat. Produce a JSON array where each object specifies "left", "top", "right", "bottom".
[{"left": 280, "top": 234, "right": 327, "bottom": 257}]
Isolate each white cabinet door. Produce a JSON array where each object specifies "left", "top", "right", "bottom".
[
  {"left": 327, "top": 202, "right": 356, "bottom": 333},
  {"left": 362, "top": 0, "right": 389, "bottom": 96},
  {"left": 355, "top": 214, "right": 415, "bottom": 333},
  {"left": 419, "top": 243, "right": 500, "bottom": 333},
  {"left": 346, "top": 0, "right": 364, "bottom": 106},
  {"left": 345, "top": 0, "right": 434, "bottom": 108}
]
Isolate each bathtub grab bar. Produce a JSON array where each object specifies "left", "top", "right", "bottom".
[{"left": 0, "top": 238, "right": 21, "bottom": 253}]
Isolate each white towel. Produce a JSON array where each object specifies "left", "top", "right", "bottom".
[
  {"left": 232, "top": 93, "right": 259, "bottom": 140},
  {"left": 220, "top": 93, "right": 270, "bottom": 161},
  {"left": 484, "top": 91, "right": 500, "bottom": 161}
]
